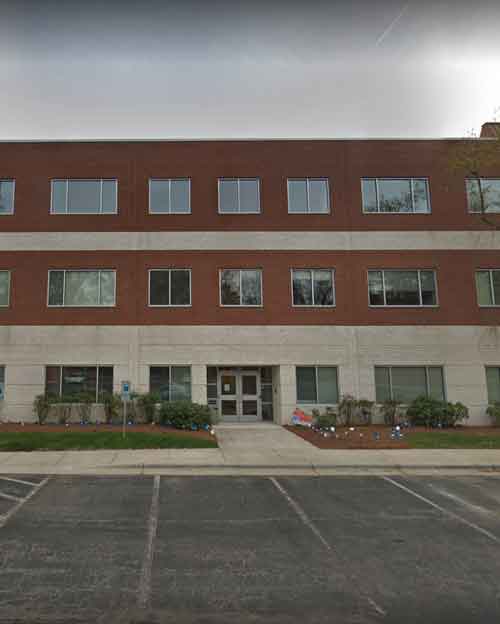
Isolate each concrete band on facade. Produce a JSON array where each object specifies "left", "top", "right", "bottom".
[
  {"left": 0, "top": 325, "right": 498, "bottom": 425},
  {"left": 1, "top": 231, "right": 500, "bottom": 251}
]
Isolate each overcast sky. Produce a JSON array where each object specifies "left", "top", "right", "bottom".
[{"left": 1, "top": 0, "right": 500, "bottom": 140}]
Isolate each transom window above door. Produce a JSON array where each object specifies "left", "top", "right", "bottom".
[
  {"left": 368, "top": 269, "right": 437, "bottom": 307},
  {"left": 291, "top": 269, "right": 335, "bottom": 306},
  {"left": 220, "top": 269, "right": 262, "bottom": 306},
  {"left": 51, "top": 179, "right": 117, "bottom": 214},
  {"left": 287, "top": 178, "right": 330, "bottom": 214},
  {"left": 149, "top": 269, "right": 191, "bottom": 307},
  {"left": 361, "top": 178, "right": 430, "bottom": 213},
  {"left": 218, "top": 178, "right": 261, "bottom": 213},
  {"left": 149, "top": 178, "right": 191, "bottom": 214}
]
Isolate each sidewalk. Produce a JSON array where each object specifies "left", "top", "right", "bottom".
[{"left": 1, "top": 424, "right": 500, "bottom": 475}]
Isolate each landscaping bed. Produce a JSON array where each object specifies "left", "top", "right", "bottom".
[
  {"left": 0, "top": 423, "right": 217, "bottom": 451},
  {"left": 286, "top": 425, "right": 500, "bottom": 449}
]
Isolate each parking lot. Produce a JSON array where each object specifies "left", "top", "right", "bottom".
[{"left": 1, "top": 474, "right": 500, "bottom": 623}]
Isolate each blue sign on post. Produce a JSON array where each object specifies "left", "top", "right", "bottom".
[{"left": 121, "top": 381, "right": 130, "bottom": 402}]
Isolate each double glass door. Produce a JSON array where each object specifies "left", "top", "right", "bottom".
[{"left": 218, "top": 369, "right": 261, "bottom": 422}]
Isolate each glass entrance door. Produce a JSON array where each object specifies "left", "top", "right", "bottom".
[{"left": 218, "top": 369, "right": 261, "bottom": 422}]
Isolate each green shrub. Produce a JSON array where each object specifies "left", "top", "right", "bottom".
[
  {"left": 407, "top": 396, "right": 469, "bottom": 428},
  {"left": 158, "top": 401, "right": 213, "bottom": 429},
  {"left": 74, "top": 392, "right": 94, "bottom": 423},
  {"left": 338, "top": 395, "right": 357, "bottom": 426},
  {"left": 356, "top": 399, "right": 374, "bottom": 425},
  {"left": 102, "top": 393, "right": 123, "bottom": 424},
  {"left": 486, "top": 402, "right": 500, "bottom": 426},
  {"left": 381, "top": 399, "right": 401, "bottom": 426},
  {"left": 314, "top": 407, "right": 337, "bottom": 430},
  {"left": 33, "top": 394, "right": 53, "bottom": 424},
  {"left": 137, "top": 393, "right": 160, "bottom": 423}
]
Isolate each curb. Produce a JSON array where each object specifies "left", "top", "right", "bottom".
[{"left": 102, "top": 463, "right": 500, "bottom": 471}]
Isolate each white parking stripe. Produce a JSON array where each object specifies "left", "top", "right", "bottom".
[
  {"left": 138, "top": 475, "right": 161, "bottom": 610},
  {"left": 383, "top": 477, "right": 500, "bottom": 545},
  {"left": 270, "top": 477, "right": 387, "bottom": 618},
  {"left": 0, "top": 476, "right": 38, "bottom": 487},
  {"left": 270, "top": 477, "right": 332, "bottom": 551},
  {"left": 0, "top": 477, "right": 50, "bottom": 529},
  {"left": 0, "top": 491, "right": 23, "bottom": 502}
]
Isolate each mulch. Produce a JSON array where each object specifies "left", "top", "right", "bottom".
[
  {"left": 285, "top": 424, "right": 500, "bottom": 449},
  {"left": 0, "top": 422, "right": 214, "bottom": 442}
]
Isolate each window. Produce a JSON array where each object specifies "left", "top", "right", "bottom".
[
  {"left": 45, "top": 366, "right": 113, "bottom": 401},
  {"left": 220, "top": 269, "right": 262, "bottom": 306},
  {"left": 0, "top": 180, "right": 15, "bottom": 215},
  {"left": 368, "top": 269, "right": 437, "bottom": 307},
  {"left": 218, "top": 178, "right": 260, "bottom": 214},
  {"left": 149, "top": 178, "right": 190, "bottom": 214},
  {"left": 296, "top": 366, "right": 338, "bottom": 404},
  {"left": 149, "top": 366, "right": 191, "bottom": 401},
  {"left": 287, "top": 178, "right": 330, "bottom": 214},
  {"left": 50, "top": 179, "right": 117, "bottom": 214},
  {"left": 476, "top": 269, "right": 500, "bottom": 306},
  {"left": 466, "top": 178, "right": 500, "bottom": 213},
  {"left": 0, "top": 271, "right": 11, "bottom": 307},
  {"left": 149, "top": 269, "right": 191, "bottom": 306},
  {"left": 291, "top": 269, "right": 335, "bottom": 306},
  {"left": 486, "top": 367, "right": 500, "bottom": 403},
  {"left": 48, "top": 270, "right": 116, "bottom": 307},
  {"left": 375, "top": 366, "right": 445, "bottom": 403},
  {"left": 0, "top": 366, "right": 4, "bottom": 400},
  {"left": 362, "top": 178, "right": 430, "bottom": 213}
]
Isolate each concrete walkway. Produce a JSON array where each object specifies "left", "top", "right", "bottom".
[{"left": 1, "top": 423, "right": 500, "bottom": 475}]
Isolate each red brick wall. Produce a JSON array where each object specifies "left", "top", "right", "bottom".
[{"left": 1, "top": 250, "right": 499, "bottom": 326}]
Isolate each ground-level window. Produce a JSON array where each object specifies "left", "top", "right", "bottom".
[
  {"left": 291, "top": 269, "right": 335, "bottom": 306},
  {"left": 48, "top": 270, "right": 116, "bottom": 307},
  {"left": 0, "top": 271, "right": 11, "bottom": 307},
  {"left": 486, "top": 367, "right": 500, "bottom": 403},
  {"left": 149, "top": 366, "right": 191, "bottom": 401},
  {"left": 45, "top": 366, "right": 113, "bottom": 401},
  {"left": 375, "top": 366, "right": 445, "bottom": 403},
  {"left": 368, "top": 269, "right": 437, "bottom": 306},
  {"left": 0, "top": 366, "right": 5, "bottom": 400},
  {"left": 476, "top": 269, "right": 500, "bottom": 306},
  {"left": 220, "top": 269, "right": 262, "bottom": 306},
  {"left": 296, "top": 366, "right": 339, "bottom": 404}
]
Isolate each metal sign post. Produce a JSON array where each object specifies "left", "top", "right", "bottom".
[{"left": 121, "top": 381, "right": 131, "bottom": 439}]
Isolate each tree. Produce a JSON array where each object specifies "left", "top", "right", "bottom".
[{"left": 447, "top": 119, "right": 500, "bottom": 230}]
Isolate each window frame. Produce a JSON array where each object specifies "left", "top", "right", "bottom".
[
  {"left": 466, "top": 177, "right": 500, "bottom": 214},
  {"left": 367, "top": 268, "right": 439, "bottom": 308},
  {"left": 0, "top": 270, "right": 11, "bottom": 308},
  {"left": 219, "top": 268, "right": 263, "bottom": 308},
  {"left": 50, "top": 179, "right": 118, "bottom": 215},
  {"left": 485, "top": 366, "right": 500, "bottom": 404},
  {"left": 47, "top": 269, "right": 117, "bottom": 308},
  {"left": 290, "top": 268, "right": 336, "bottom": 308},
  {"left": 296, "top": 365, "right": 339, "bottom": 405},
  {"left": 475, "top": 269, "right": 500, "bottom": 307},
  {"left": 361, "top": 177, "right": 431, "bottom": 214},
  {"left": 148, "top": 365, "right": 192, "bottom": 402},
  {"left": 0, "top": 179, "right": 15, "bottom": 216},
  {"left": 148, "top": 268, "right": 192, "bottom": 308},
  {"left": 287, "top": 178, "right": 331, "bottom": 214},
  {"left": 44, "top": 365, "right": 114, "bottom": 403},
  {"left": 374, "top": 365, "right": 446, "bottom": 403},
  {"left": 217, "top": 178, "right": 261, "bottom": 214},
  {"left": 148, "top": 178, "right": 191, "bottom": 215}
]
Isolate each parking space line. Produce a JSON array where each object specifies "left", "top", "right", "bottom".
[
  {"left": 270, "top": 477, "right": 387, "bottom": 618},
  {"left": 0, "top": 477, "right": 50, "bottom": 529},
  {"left": 0, "top": 491, "right": 23, "bottom": 502},
  {"left": 0, "top": 476, "right": 38, "bottom": 487},
  {"left": 383, "top": 476, "right": 500, "bottom": 545},
  {"left": 427, "top": 484, "right": 492, "bottom": 515},
  {"left": 270, "top": 477, "right": 332, "bottom": 551},
  {"left": 138, "top": 475, "right": 161, "bottom": 610}
]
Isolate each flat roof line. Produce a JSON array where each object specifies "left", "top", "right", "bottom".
[{"left": 0, "top": 137, "right": 496, "bottom": 144}]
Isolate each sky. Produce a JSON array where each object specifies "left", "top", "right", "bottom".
[{"left": 1, "top": 0, "right": 500, "bottom": 140}]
